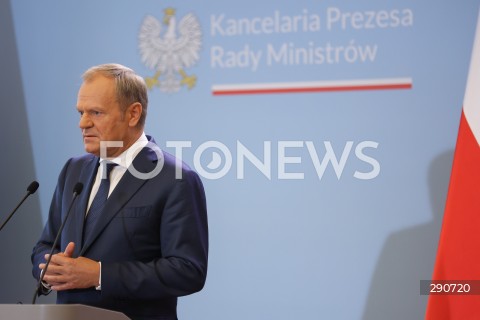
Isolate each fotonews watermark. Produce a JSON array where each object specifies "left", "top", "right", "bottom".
[{"left": 100, "top": 140, "right": 380, "bottom": 180}]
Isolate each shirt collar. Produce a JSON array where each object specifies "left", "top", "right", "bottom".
[{"left": 99, "top": 133, "right": 149, "bottom": 169}]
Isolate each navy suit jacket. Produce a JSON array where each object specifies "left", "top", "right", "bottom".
[{"left": 32, "top": 137, "right": 208, "bottom": 320}]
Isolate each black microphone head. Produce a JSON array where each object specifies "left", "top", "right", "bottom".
[
  {"left": 27, "top": 181, "right": 39, "bottom": 194},
  {"left": 73, "top": 182, "right": 83, "bottom": 195}
]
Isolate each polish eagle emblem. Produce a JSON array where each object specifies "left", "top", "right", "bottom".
[{"left": 138, "top": 8, "right": 201, "bottom": 93}]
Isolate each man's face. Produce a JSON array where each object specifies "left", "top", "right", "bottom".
[{"left": 77, "top": 75, "right": 131, "bottom": 157}]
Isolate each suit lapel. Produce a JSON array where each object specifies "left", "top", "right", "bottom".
[
  {"left": 80, "top": 146, "right": 160, "bottom": 254},
  {"left": 65, "top": 156, "right": 98, "bottom": 257}
]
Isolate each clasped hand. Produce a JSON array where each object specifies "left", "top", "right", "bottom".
[{"left": 39, "top": 242, "right": 100, "bottom": 291}]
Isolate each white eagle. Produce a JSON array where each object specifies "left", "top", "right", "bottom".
[{"left": 139, "top": 8, "right": 201, "bottom": 93}]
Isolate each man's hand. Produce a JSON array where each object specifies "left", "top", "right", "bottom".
[{"left": 39, "top": 242, "right": 100, "bottom": 291}]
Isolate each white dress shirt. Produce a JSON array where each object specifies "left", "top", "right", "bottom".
[{"left": 86, "top": 132, "right": 149, "bottom": 289}]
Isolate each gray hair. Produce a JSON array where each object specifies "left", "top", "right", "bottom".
[{"left": 82, "top": 63, "right": 148, "bottom": 127}]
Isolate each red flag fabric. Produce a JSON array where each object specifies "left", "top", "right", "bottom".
[{"left": 426, "top": 14, "right": 480, "bottom": 320}]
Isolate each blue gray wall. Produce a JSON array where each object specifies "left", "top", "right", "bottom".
[{"left": 0, "top": 0, "right": 51, "bottom": 304}]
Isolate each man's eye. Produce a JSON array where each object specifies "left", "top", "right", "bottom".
[{"left": 78, "top": 111, "right": 84, "bottom": 116}]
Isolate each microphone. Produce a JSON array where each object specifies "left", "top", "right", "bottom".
[
  {"left": 32, "top": 182, "right": 83, "bottom": 304},
  {"left": 0, "top": 181, "right": 39, "bottom": 232}
]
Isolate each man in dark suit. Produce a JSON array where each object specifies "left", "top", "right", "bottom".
[{"left": 31, "top": 63, "right": 208, "bottom": 320}]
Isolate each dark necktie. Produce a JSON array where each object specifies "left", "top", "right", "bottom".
[{"left": 83, "top": 162, "right": 117, "bottom": 242}]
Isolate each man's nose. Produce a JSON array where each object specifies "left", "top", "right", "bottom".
[{"left": 79, "top": 114, "right": 92, "bottom": 129}]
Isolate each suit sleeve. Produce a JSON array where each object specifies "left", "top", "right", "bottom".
[
  {"left": 101, "top": 168, "right": 208, "bottom": 300},
  {"left": 31, "top": 159, "right": 71, "bottom": 283}
]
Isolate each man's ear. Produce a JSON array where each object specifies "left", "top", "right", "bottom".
[{"left": 127, "top": 102, "right": 142, "bottom": 127}]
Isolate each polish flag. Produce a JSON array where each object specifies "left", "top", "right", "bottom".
[{"left": 425, "top": 14, "right": 480, "bottom": 319}]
